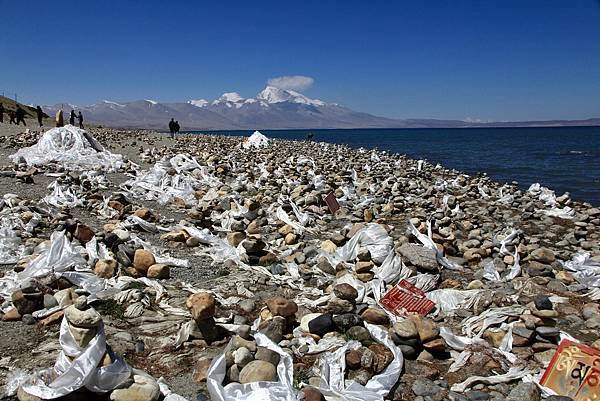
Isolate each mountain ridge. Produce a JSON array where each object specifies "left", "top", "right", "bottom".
[{"left": 42, "top": 87, "right": 600, "bottom": 130}]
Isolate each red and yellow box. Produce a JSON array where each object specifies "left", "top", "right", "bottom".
[{"left": 540, "top": 339, "right": 600, "bottom": 400}]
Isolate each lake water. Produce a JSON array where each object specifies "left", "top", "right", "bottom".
[{"left": 188, "top": 126, "right": 600, "bottom": 205}]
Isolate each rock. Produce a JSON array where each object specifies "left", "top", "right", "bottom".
[
  {"left": 110, "top": 373, "right": 160, "bottom": 401},
  {"left": 412, "top": 378, "right": 443, "bottom": 396},
  {"left": 531, "top": 308, "right": 558, "bottom": 318},
  {"left": 347, "top": 326, "right": 372, "bottom": 342},
  {"left": 233, "top": 346, "right": 254, "bottom": 368},
  {"left": 307, "top": 313, "right": 336, "bottom": 337},
  {"left": 316, "top": 257, "right": 335, "bottom": 275},
  {"left": 64, "top": 304, "right": 101, "bottom": 328},
  {"left": 391, "top": 319, "right": 418, "bottom": 339},
  {"left": 300, "top": 313, "right": 322, "bottom": 332},
  {"left": 259, "top": 316, "right": 286, "bottom": 343},
  {"left": 321, "top": 240, "right": 337, "bottom": 253},
  {"left": 227, "top": 231, "right": 246, "bottom": 247},
  {"left": 1, "top": 307, "right": 21, "bottom": 321},
  {"left": 284, "top": 233, "right": 298, "bottom": 245},
  {"left": 300, "top": 387, "right": 325, "bottom": 401},
  {"left": 259, "top": 252, "right": 277, "bottom": 266},
  {"left": 530, "top": 248, "right": 555, "bottom": 264},
  {"left": 22, "top": 314, "right": 36, "bottom": 325},
  {"left": 361, "top": 308, "right": 389, "bottom": 325},
  {"left": 40, "top": 310, "right": 64, "bottom": 326},
  {"left": 265, "top": 296, "right": 298, "bottom": 317},
  {"left": 54, "top": 288, "right": 77, "bottom": 307},
  {"left": 535, "top": 326, "right": 560, "bottom": 338},
  {"left": 232, "top": 335, "right": 257, "bottom": 352},
  {"left": 333, "top": 283, "right": 358, "bottom": 302},
  {"left": 423, "top": 338, "right": 446, "bottom": 353},
  {"left": 534, "top": 295, "right": 553, "bottom": 311},
  {"left": 346, "top": 349, "right": 363, "bottom": 369},
  {"left": 355, "top": 261, "right": 374, "bottom": 273},
  {"left": 228, "top": 364, "right": 241, "bottom": 382},
  {"left": 74, "top": 224, "right": 95, "bottom": 243},
  {"left": 193, "top": 357, "right": 213, "bottom": 383},
  {"left": 186, "top": 292, "right": 216, "bottom": 321},
  {"left": 369, "top": 343, "right": 394, "bottom": 373},
  {"left": 43, "top": 294, "right": 58, "bottom": 309},
  {"left": 333, "top": 313, "right": 363, "bottom": 332},
  {"left": 11, "top": 290, "right": 43, "bottom": 315},
  {"left": 399, "top": 243, "right": 438, "bottom": 271},
  {"left": 133, "top": 207, "right": 155, "bottom": 221},
  {"left": 239, "top": 360, "right": 278, "bottom": 383},
  {"left": 409, "top": 315, "right": 439, "bottom": 343},
  {"left": 347, "top": 368, "right": 373, "bottom": 386},
  {"left": 133, "top": 249, "right": 155, "bottom": 274},
  {"left": 255, "top": 346, "right": 281, "bottom": 366},
  {"left": 94, "top": 259, "right": 117, "bottom": 278},
  {"left": 242, "top": 239, "right": 266, "bottom": 254},
  {"left": 467, "top": 280, "right": 484, "bottom": 290},
  {"left": 325, "top": 290, "right": 354, "bottom": 310},
  {"left": 146, "top": 264, "right": 170, "bottom": 279},
  {"left": 507, "top": 382, "right": 540, "bottom": 401}
]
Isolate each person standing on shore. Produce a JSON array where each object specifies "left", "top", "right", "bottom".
[
  {"left": 0, "top": 103, "right": 4, "bottom": 123},
  {"left": 69, "top": 110, "right": 76, "bottom": 125},
  {"left": 15, "top": 106, "right": 26, "bottom": 126},
  {"left": 168, "top": 118, "right": 175, "bottom": 138},
  {"left": 56, "top": 109, "right": 64, "bottom": 127},
  {"left": 77, "top": 111, "right": 84, "bottom": 128},
  {"left": 36, "top": 106, "right": 44, "bottom": 127},
  {"left": 174, "top": 120, "right": 180, "bottom": 136}
]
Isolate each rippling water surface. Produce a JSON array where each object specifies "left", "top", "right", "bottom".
[{"left": 189, "top": 126, "right": 600, "bottom": 205}]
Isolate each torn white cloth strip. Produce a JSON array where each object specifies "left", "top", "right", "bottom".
[
  {"left": 562, "top": 251, "right": 600, "bottom": 289},
  {"left": 450, "top": 367, "right": 534, "bottom": 393},
  {"left": 408, "top": 221, "right": 462, "bottom": 270}
]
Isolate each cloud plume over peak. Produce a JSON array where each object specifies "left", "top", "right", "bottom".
[{"left": 267, "top": 75, "right": 314, "bottom": 92}]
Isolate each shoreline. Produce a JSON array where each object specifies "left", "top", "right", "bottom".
[{"left": 0, "top": 122, "right": 598, "bottom": 400}]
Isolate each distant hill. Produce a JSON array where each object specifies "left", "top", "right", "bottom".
[
  {"left": 0, "top": 95, "right": 49, "bottom": 119},
  {"left": 41, "top": 88, "right": 600, "bottom": 130}
]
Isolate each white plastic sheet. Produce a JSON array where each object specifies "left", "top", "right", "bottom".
[
  {"left": 21, "top": 319, "right": 131, "bottom": 398},
  {"left": 43, "top": 181, "right": 84, "bottom": 209},
  {"left": 562, "top": 251, "right": 600, "bottom": 289},
  {"left": 316, "top": 323, "right": 404, "bottom": 401},
  {"left": 206, "top": 332, "right": 296, "bottom": 401},
  {"left": 123, "top": 154, "right": 220, "bottom": 206},
  {"left": 10, "top": 125, "right": 123, "bottom": 171}
]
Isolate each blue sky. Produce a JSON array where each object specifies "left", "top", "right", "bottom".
[{"left": 1, "top": 0, "right": 599, "bottom": 121}]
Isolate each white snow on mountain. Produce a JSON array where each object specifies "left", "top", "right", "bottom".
[
  {"left": 145, "top": 99, "right": 158, "bottom": 105},
  {"left": 256, "top": 86, "right": 325, "bottom": 106},
  {"left": 188, "top": 99, "right": 208, "bottom": 108},
  {"left": 102, "top": 100, "right": 125, "bottom": 107},
  {"left": 212, "top": 92, "right": 246, "bottom": 108}
]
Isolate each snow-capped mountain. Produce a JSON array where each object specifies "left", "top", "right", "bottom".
[{"left": 43, "top": 86, "right": 472, "bottom": 130}]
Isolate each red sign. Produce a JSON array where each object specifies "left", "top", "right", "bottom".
[
  {"left": 379, "top": 279, "right": 435, "bottom": 316},
  {"left": 324, "top": 192, "right": 340, "bottom": 214},
  {"left": 540, "top": 339, "right": 600, "bottom": 400}
]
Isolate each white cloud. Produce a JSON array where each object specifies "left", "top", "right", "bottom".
[{"left": 267, "top": 75, "right": 314, "bottom": 92}]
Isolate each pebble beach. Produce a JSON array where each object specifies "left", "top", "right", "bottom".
[{"left": 0, "top": 120, "right": 599, "bottom": 401}]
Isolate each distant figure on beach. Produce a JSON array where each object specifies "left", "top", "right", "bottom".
[
  {"left": 77, "top": 111, "right": 84, "bottom": 128},
  {"left": 307, "top": 132, "right": 314, "bottom": 141},
  {"left": 8, "top": 110, "right": 16, "bottom": 124},
  {"left": 15, "top": 106, "right": 26, "bottom": 126},
  {"left": 36, "top": 106, "right": 44, "bottom": 127},
  {"left": 69, "top": 110, "right": 76, "bottom": 125},
  {"left": 174, "top": 121, "right": 180, "bottom": 135},
  {"left": 168, "top": 118, "right": 175, "bottom": 138},
  {"left": 0, "top": 103, "right": 4, "bottom": 123},
  {"left": 56, "top": 109, "right": 64, "bottom": 127}
]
